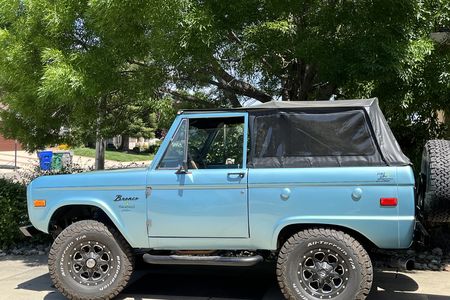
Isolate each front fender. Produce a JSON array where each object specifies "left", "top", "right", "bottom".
[{"left": 30, "top": 195, "right": 148, "bottom": 248}]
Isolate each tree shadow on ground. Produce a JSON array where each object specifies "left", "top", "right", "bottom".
[{"left": 0, "top": 254, "right": 47, "bottom": 267}]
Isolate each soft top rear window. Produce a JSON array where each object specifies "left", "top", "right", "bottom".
[{"left": 248, "top": 108, "right": 385, "bottom": 168}]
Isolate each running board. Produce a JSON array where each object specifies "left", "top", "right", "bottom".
[{"left": 143, "top": 253, "right": 263, "bottom": 267}]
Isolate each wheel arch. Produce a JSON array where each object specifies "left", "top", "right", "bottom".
[
  {"left": 48, "top": 203, "right": 133, "bottom": 248},
  {"left": 275, "top": 223, "right": 378, "bottom": 251}
]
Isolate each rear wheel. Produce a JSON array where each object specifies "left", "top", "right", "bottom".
[
  {"left": 277, "top": 228, "right": 372, "bottom": 300},
  {"left": 48, "top": 220, "right": 134, "bottom": 300},
  {"left": 420, "top": 140, "right": 450, "bottom": 223}
]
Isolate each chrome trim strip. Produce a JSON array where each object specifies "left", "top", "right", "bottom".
[
  {"left": 36, "top": 184, "right": 247, "bottom": 191},
  {"left": 248, "top": 182, "right": 411, "bottom": 188},
  {"left": 289, "top": 215, "right": 415, "bottom": 221},
  {"left": 36, "top": 185, "right": 146, "bottom": 191},
  {"left": 151, "top": 184, "right": 247, "bottom": 190},
  {"left": 36, "top": 182, "right": 412, "bottom": 192}
]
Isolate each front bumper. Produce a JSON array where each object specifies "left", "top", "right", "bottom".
[{"left": 19, "top": 225, "right": 40, "bottom": 237}]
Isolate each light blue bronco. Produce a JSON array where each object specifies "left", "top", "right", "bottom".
[{"left": 22, "top": 98, "right": 450, "bottom": 300}]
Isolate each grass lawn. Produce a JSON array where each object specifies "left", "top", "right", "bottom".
[{"left": 73, "top": 147, "right": 154, "bottom": 162}]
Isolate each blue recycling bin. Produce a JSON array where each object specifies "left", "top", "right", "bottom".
[{"left": 38, "top": 151, "right": 53, "bottom": 171}]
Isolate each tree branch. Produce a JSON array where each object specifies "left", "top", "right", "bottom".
[
  {"left": 210, "top": 61, "right": 272, "bottom": 103},
  {"left": 163, "top": 89, "right": 215, "bottom": 108}
]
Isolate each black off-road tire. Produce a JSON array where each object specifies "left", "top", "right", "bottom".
[
  {"left": 420, "top": 140, "right": 450, "bottom": 223},
  {"left": 277, "top": 228, "right": 373, "bottom": 300},
  {"left": 48, "top": 220, "right": 134, "bottom": 300}
]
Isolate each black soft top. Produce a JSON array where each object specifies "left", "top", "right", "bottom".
[{"left": 181, "top": 98, "right": 411, "bottom": 167}]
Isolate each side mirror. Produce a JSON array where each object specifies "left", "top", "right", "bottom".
[{"left": 175, "top": 161, "right": 190, "bottom": 174}]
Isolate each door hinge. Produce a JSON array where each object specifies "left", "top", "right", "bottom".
[{"left": 146, "top": 186, "right": 152, "bottom": 198}]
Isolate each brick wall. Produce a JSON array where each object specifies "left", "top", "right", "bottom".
[{"left": 0, "top": 134, "right": 21, "bottom": 151}]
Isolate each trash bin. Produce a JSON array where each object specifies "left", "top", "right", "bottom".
[
  {"left": 60, "top": 151, "right": 73, "bottom": 169},
  {"left": 52, "top": 151, "right": 73, "bottom": 171},
  {"left": 37, "top": 151, "right": 53, "bottom": 171},
  {"left": 52, "top": 153, "right": 64, "bottom": 171}
]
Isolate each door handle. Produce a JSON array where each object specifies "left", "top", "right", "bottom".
[{"left": 227, "top": 172, "right": 245, "bottom": 178}]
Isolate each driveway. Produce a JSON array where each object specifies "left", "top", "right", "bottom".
[{"left": 1, "top": 254, "right": 449, "bottom": 300}]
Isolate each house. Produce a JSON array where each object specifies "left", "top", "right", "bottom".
[{"left": 0, "top": 103, "right": 21, "bottom": 151}]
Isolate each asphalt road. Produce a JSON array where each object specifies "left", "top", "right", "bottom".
[{"left": 1, "top": 255, "right": 450, "bottom": 300}]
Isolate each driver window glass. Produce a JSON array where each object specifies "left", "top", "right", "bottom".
[
  {"left": 189, "top": 117, "right": 244, "bottom": 169},
  {"left": 158, "top": 119, "right": 187, "bottom": 169}
]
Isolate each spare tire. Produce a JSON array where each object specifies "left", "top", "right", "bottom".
[{"left": 420, "top": 140, "right": 450, "bottom": 222}]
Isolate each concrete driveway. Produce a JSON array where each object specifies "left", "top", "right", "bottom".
[{"left": 1, "top": 255, "right": 450, "bottom": 300}]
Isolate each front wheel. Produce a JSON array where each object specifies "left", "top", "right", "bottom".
[
  {"left": 277, "top": 228, "right": 373, "bottom": 300},
  {"left": 48, "top": 220, "right": 134, "bottom": 300}
]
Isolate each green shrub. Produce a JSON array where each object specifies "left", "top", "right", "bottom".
[
  {"left": 0, "top": 178, "right": 53, "bottom": 249},
  {"left": 148, "top": 141, "right": 162, "bottom": 154},
  {"left": 0, "top": 178, "right": 28, "bottom": 248}
]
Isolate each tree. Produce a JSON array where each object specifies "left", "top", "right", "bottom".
[
  {"left": 0, "top": 0, "right": 448, "bottom": 170},
  {"left": 117, "top": 100, "right": 157, "bottom": 151},
  {"left": 128, "top": 0, "right": 421, "bottom": 104},
  {"left": 0, "top": 0, "right": 165, "bottom": 168},
  {"left": 339, "top": 0, "right": 450, "bottom": 167}
]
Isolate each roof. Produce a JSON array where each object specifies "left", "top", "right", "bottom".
[
  {"left": 245, "top": 98, "right": 376, "bottom": 109},
  {"left": 179, "top": 98, "right": 378, "bottom": 114},
  {"left": 178, "top": 97, "right": 411, "bottom": 166}
]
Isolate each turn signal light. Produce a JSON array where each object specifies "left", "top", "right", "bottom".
[
  {"left": 33, "top": 200, "right": 46, "bottom": 207},
  {"left": 380, "top": 198, "right": 397, "bottom": 207}
]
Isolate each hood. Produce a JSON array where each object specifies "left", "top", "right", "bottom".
[{"left": 30, "top": 167, "right": 148, "bottom": 189}]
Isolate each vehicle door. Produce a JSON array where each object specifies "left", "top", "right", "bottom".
[{"left": 146, "top": 112, "right": 249, "bottom": 238}]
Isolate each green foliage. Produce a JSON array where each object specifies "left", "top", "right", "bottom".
[
  {"left": 0, "top": 179, "right": 28, "bottom": 248},
  {"left": 0, "top": 0, "right": 448, "bottom": 169},
  {"left": 150, "top": 97, "right": 178, "bottom": 131},
  {"left": 0, "top": 0, "right": 165, "bottom": 151},
  {"left": 188, "top": 121, "right": 244, "bottom": 167},
  {"left": 205, "top": 124, "right": 244, "bottom": 166},
  {"left": 148, "top": 140, "right": 162, "bottom": 155}
]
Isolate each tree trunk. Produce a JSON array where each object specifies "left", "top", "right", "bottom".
[
  {"left": 316, "top": 83, "right": 338, "bottom": 100},
  {"left": 282, "top": 60, "right": 316, "bottom": 101},
  {"left": 95, "top": 138, "right": 106, "bottom": 170},
  {"left": 95, "top": 96, "right": 106, "bottom": 170},
  {"left": 121, "top": 135, "right": 130, "bottom": 151}
]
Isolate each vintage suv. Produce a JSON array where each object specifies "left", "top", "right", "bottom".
[{"left": 22, "top": 98, "right": 450, "bottom": 300}]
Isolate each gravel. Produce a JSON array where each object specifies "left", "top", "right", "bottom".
[
  {"left": 0, "top": 242, "right": 51, "bottom": 257},
  {"left": 373, "top": 247, "right": 450, "bottom": 272}
]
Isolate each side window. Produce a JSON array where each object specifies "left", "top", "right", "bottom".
[
  {"left": 249, "top": 109, "right": 380, "bottom": 168},
  {"left": 158, "top": 119, "right": 187, "bottom": 169},
  {"left": 189, "top": 117, "right": 244, "bottom": 169},
  {"left": 158, "top": 116, "right": 245, "bottom": 170}
]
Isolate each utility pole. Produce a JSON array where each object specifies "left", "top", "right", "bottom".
[{"left": 14, "top": 140, "right": 17, "bottom": 170}]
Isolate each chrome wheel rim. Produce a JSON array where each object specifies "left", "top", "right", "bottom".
[
  {"left": 297, "top": 248, "right": 350, "bottom": 298},
  {"left": 68, "top": 241, "right": 115, "bottom": 286}
]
